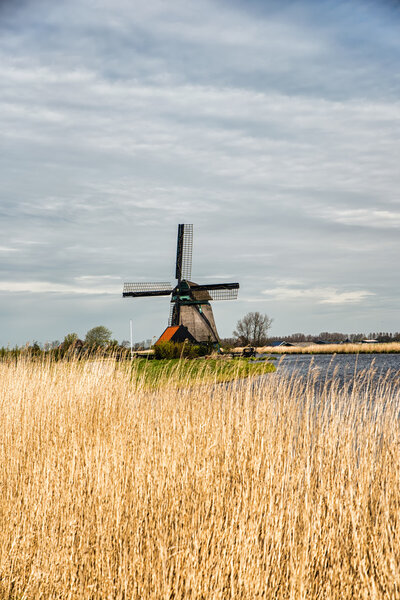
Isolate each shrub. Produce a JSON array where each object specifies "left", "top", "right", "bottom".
[
  {"left": 153, "top": 341, "right": 177, "bottom": 359},
  {"left": 153, "top": 341, "right": 209, "bottom": 360}
]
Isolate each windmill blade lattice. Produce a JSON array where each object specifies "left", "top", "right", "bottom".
[
  {"left": 207, "top": 288, "right": 239, "bottom": 301},
  {"left": 190, "top": 282, "right": 239, "bottom": 301},
  {"left": 175, "top": 224, "right": 193, "bottom": 281},
  {"left": 168, "top": 303, "right": 174, "bottom": 326},
  {"left": 123, "top": 282, "right": 173, "bottom": 297}
]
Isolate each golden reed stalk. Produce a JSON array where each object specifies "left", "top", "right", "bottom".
[{"left": 0, "top": 355, "right": 399, "bottom": 598}]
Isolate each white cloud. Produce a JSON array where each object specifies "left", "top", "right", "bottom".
[
  {"left": 0, "top": 246, "right": 19, "bottom": 253},
  {"left": 0, "top": 281, "right": 121, "bottom": 295},
  {"left": 262, "top": 286, "right": 375, "bottom": 305},
  {"left": 314, "top": 207, "right": 400, "bottom": 229},
  {"left": 76, "top": 275, "right": 122, "bottom": 281},
  {"left": 0, "top": 0, "right": 399, "bottom": 344},
  {"left": 1, "top": 60, "right": 398, "bottom": 204}
]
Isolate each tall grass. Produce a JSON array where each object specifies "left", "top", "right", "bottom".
[{"left": 0, "top": 356, "right": 399, "bottom": 598}]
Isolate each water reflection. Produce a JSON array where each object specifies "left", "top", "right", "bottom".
[{"left": 270, "top": 353, "right": 400, "bottom": 394}]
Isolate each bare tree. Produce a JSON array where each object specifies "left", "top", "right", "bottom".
[{"left": 233, "top": 312, "right": 273, "bottom": 347}]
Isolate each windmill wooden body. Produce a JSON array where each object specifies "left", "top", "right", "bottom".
[{"left": 123, "top": 224, "right": 239, "bottom": 343}]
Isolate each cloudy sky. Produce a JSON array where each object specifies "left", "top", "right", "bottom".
[{"left": 1, "top": 0, "right": 399, "bottom": 345}]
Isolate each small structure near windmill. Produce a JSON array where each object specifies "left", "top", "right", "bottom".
[
  {"left": 155, "top": 325, "right": 196, "bottom": 346},
  {"left": 123, "top": 224, "right": 239, "bottom": 345}
]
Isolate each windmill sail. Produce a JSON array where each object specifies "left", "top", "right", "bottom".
[
  {"left": 199, "top": 288, "right": 238, "bottom": 301},
  {"left": 189, "top": 282, "right": 239, "bottom": 301},
  {"left": 123, "top": 224, "right": 239, "bottom": 344},
  {"left": 189, "top": 282, "right": 239, "bottom": 291},
  {"left": 123, "top": 282, "right": 173, "bottom": 297},
  {"left": 175, "top": 224, "right": 193, "bottom": 281}
]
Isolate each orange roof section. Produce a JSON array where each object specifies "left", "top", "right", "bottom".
[{"left": 156, "top": 326, "right": 180, "bottom": 343}]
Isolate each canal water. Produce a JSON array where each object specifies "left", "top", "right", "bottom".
[{"left": 271, "top": 352, "right": 400, "bottom": 388}]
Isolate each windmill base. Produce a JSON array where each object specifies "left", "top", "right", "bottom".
[{"left": 176, "top": 304, "right": 219, "bottom": 343}]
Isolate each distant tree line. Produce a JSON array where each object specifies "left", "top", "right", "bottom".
[
  {"left": 219, "top": 312, "right": 400, "bottom": 347},
  {"left": 120, "top": 339, "right": 154, "bottom": 351},
  {"left": 2, "top": 314, "right": 400, "bottom": 360},
  {"left": 0, "top": 326, "right": 130, "bottom": 360},
  {"left": 266, "top": 332, "right": 400, "bottom": 344}
]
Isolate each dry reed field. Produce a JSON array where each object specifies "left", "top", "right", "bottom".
[
  {"left": 1, "top": 356, "right": 400, "bottom": 599},
  {"left": 257, "top": 342, "right": 400, "bottom": 354}
]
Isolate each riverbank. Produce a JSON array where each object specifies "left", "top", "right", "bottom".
[
  {"left": 132, "top": 356, "right": 275, "bottom": 387},
  {"left": 253, "top": 341, "right": 400, "bottom": 354}
]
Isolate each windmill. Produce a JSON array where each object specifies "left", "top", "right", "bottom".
[{"left": 123, "top": 224, "right": 239, "bottom": 343}]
